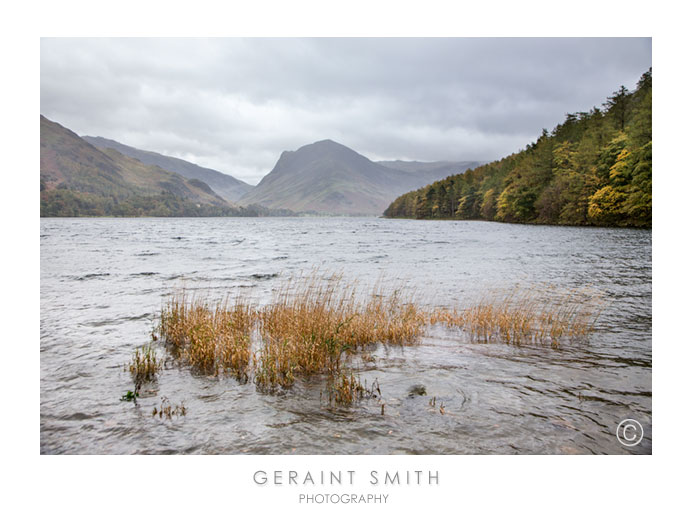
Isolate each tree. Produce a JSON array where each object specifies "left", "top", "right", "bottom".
[{"left": 604, "top": 85, "right": 630, "bottom": 132}]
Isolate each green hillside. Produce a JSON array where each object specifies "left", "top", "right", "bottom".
[
  {"left": 384, "top": 69, "right": 652, "bottom": 228},
  {"left": 40, "top": 116, "right": 261, "bottom": 217}
]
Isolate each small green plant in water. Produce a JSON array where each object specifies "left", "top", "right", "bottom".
[{"left": 120, "top": 389, "right": 139, "bottom": 402}]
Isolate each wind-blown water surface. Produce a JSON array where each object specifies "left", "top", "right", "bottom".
[{"left": 40, "top": 217, "right": 651, "bottom": 454}]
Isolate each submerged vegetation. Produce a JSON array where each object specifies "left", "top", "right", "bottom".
[
  {"left": 139, "top": 273, "right": 601, "bottom": 408},
  {"left": 128, "top": 345, "right": 162, "bottom": 386},
  {"left": 152, "top": 397, "right": 186, "bottom": 419},
  {"left": 384, "top": 69, "right": 652, "bottom": 227}
]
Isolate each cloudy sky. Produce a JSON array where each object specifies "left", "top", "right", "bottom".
[{"left": 40, "top": 38, "right": 651, "bottom": 185}]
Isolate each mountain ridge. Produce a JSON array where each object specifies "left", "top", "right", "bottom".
[
  {"left": 40, "top": 115, "right": 250, "bottom": 217},
  {"left": 41, "top": 116, "right": 483, "bottom": 217},
  {"left": 82, "top": 135, "right": 251, "bottom": 202}
]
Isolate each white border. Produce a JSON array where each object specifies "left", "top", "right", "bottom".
[{"left": 6, "top": 1, "right": 692, "bottom": 517}]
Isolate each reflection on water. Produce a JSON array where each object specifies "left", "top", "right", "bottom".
[{"left": 40, "top": 217, "right": 651, "bottom": 454}]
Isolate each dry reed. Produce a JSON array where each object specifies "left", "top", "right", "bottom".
[
  {"left": 330, "top": 372, "right": 366, "bottom": 405},
  {"left": 152, "top": 396, "right": 186, "bottom": 419},
  {"left": 255, "top": 274, "right": 426, "bottom": 389},
  {"left": 158, "top": 293, "right": 254, "bottom": 379},
  {"left": 429, "top": 288, "right": 600, "bottom": 347},
  {"left": 153, "top": 273, "right": 601, "bottom": 406},
  {"left": 128, "top": 345, "right": 161, "bottom": 385}
]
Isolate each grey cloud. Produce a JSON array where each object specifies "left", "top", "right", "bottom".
[{"left": 40, "top": 38, "right": 651, "bottom": 185}]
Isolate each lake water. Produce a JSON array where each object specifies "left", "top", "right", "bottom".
[{"left": 40, "top": 217, "right": 651, "bottom": 454}]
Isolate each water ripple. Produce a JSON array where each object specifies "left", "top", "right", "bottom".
[{"left": 40, "top": 217, "right": 651, "bottom": 454}]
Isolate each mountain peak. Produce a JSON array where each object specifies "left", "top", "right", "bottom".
[
  {"left": 296, "top": 139, "right": 354, "bottom": 154},
  {"left": 240, "top": 139, "right": 477, "bottom": 215},
  {"left": 287, "top": 139, "right": 366, "bottom": 165},
  {"left": 310, "top": 138, "right": 341, "bottom": 147},
  {"left": 272, "top": 139, "right": 365, "bottom": 173}
]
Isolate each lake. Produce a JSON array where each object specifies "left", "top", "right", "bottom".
[{"left": 40, "top": 217, "right": 651, "bottom": 454}]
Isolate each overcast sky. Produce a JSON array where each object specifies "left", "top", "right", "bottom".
[{"left": 40, "top": 38, "right": 651, "bottom": 185}]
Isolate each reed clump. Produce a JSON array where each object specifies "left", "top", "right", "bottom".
[
  {"left": 158, "top": 294, "right": 254, "bottom": 379},
  {"left": 128, "top": 345, "right": 161, "bottom": 386},
  {"left": 430, "top": 289, "right": 600, "bottom": 347},
  {"left": 327, "top": 373, "right": 381, "bottom": 405},
  {"left": 152, "top": 274, "right": 601, "bottom": 408},
  {"left": 330, "top": 372, "right": 366, "bottom": 405},
  {"left": 255, "top": 275, "right": 426, "bottom": 390}
]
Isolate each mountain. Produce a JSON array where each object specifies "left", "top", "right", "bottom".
[
  {"left": 82, "top": 136, "right": 251, "bottom": 202},
  {"left": 384, "top": 68, "right": 652, "bottom": 228},
  {"left": 239, "top": 139, "right": 479, "bottom": 215},
  {"left": 40, "top": 115, "right": 248, "bottom": 217}
]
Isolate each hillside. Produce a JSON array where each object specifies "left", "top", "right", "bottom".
[
  {"left": 384, "top": 69, "right": 652, "bottom": 228},
  {"left": 239, "top": 140, "right": 476, "bottom": 215},
  {"left": 81, "top": 136, "right": 252, "bottom": 202},
  {"left": 41, "top": 116, "right": 253, "bottom": 217}
]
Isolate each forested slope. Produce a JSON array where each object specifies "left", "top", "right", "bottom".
[{"left": 384, "top": 69, "right": 652, "bottom": 228}]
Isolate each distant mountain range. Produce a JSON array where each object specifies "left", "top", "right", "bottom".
[
  {"left": 40, "top": 115, "right": 481, "bottom": 217},
  {"left": 239, "top": 139, "right": 481, "bottom": 215},
  {"left": 82, "top": 136, "right": 251, "bottom": 202}
]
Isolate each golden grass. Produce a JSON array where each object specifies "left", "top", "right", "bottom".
[
  {"left": 255, "top": 274, "right": 426, "bottom": 389},
  {"left": 429, "top": 289, "right": 600, "bottom": 347},
  {"left": 330, "top": 372, "right": 366, "bottom": 405},
  {"left": 153, "top": 273, "right": 601, "bottom": 405},
  {"left": 158, "top": 294, "right": 254, "bottom": 379},
  {"left": 128, "top": 345, "right": 161, "bottom": 386}
]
